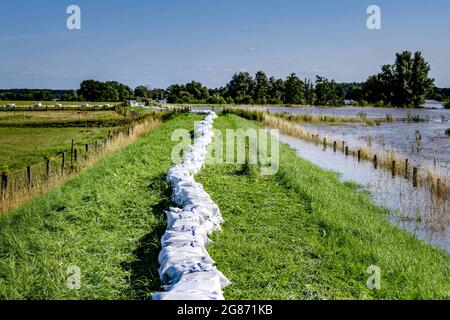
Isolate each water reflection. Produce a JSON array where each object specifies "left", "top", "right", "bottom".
[
  {"left": 300, "top": 121, "right": 450, "bottom": 169},
  {"left": 279, "top": 134, "right": 450, "bottom": 253},
  {"left": 251, "top": 105, "right": 450, "bottom": 121}
]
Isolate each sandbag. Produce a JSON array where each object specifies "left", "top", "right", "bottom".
[{"left": 153, "top": 111, "right": 230, "bottom": 300}]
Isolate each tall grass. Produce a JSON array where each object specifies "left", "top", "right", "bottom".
[{"left": 224, "top": 106, "right": 386, "bottom": 125}]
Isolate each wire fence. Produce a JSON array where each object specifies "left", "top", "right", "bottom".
[
  {"left": 0, "top": 107, "right": 189, "bottom": 213},
  {"left": 0, "top": 124, "right": 135, "bottom": 211}
]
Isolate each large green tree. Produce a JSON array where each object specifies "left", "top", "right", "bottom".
[
  {"left": 303, "top": 78, "right": 315, "bottom": 105},
  {"left": 315, "top": 76, "right": 341, "bottom": 106},
  {"left": 284, "top": 73, "right": 305, "bottom": 105},
  {"left": 364, "top": 51, "right": 434, "bottom": 107},
  {"left": 253, "top": 71, "right": 270, "bottom": 104},
  {"left": 226, "top": 72, "right": 255, "bottom": 102},
  {"left": 134, "top": 86, "right": 151, "bottom": 99},
  {"left": 269, "top": 77, "right": 285, "bottom": 104}
]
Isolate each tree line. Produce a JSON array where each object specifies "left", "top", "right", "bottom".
[{"left": 1, "top": 51, "right": 448, "bottom": 107}]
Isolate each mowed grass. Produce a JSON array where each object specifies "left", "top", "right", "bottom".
[
  {"left": 0, "top": 114, "right": 203, "bottom": 299},
  {"left": 0, "top": 127, "right": 114, "bottom": 170},
  {"left": 196, "top": 114, "right": 450, "bottom": 299}
]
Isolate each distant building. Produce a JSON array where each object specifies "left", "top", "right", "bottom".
[
  {"left": 421, "top": 100, "right": 445, "bottom": 109},
  {"left": 127, "top": 100, "right": 138, "bottom": 107},
  {"left": 344, "top": 99, "right": 354, "bottom": 106}
]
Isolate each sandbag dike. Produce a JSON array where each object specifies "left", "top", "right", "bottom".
[{"left": 152, "top": 111, "right": 230, "bottom": 300}]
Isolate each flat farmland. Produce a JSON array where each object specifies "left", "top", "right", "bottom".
[
  {"left": 0, "top": 110, "right": 124, "bottom": 126},
  {"left": 0, "top": 126, "right": 112, "bottom": 170}
]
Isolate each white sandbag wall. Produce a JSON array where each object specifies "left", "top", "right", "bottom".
[{"left": 152, "top": 111, "right": 230, "bottom": 300}]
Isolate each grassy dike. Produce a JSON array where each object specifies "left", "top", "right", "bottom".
[
  {"left": 0, "top": 113, "right": 448, "bottom": 300},
  {"left": 0, "top": 114, "right": 204, "bottom": 299},
  {"left": 196, "top": 114, "right": 450, "bottom": 300}
]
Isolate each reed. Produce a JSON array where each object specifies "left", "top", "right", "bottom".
[
  {"left": 223, "top": 107, "right": 385, "bottom": 125},
  {"left": 225, "top": 108, "right": 450, "bottom": 200}
]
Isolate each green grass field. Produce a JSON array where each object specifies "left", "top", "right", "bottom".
[
  {"left": 0, "top": 101, "right": 119, "bottom": 106},
  {"left": 0, "top": 113, "right": 448, "bottom": 299},
  {"left": 0, "top": 127, "right": 114, "bottom": 170},
  {"left": 0, "top": 109, "right": 133, "bottom": 170},
  {"left": 0, "top": 110, "right": 123, "bottom": 122}
]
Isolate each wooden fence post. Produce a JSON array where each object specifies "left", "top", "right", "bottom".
[
  {"left": 405, "top": 159, "right": 409, "bottom": 178},
  {"left": 1, "top": 173, "right": 8, "bottom": 200},
  {"left": 46, "top": 158, "right": 51, "bottom": 180},
  {"left": 345, "top": 146, "right": 349, "bottom": 156},
  {"left": 373, "top": 154, "right": 378, "bottom": 169},
  {"left": 391, "top": 160, "right": 396, "bottom": 177},
  {"left": 85, "top": 144, "right": 89, "bottom": 159},
  {"left": 27, "top": 166, "right": 32, "bottom": 189},
  {"left": 61, "top": 152, "right": 66, "bottom": 176},
  {"left": 436, "top": 178, "right": 442, "bottom": 197},
  {"left": 333, "top": 141, "right": 337, "bottom": 152},
  {"left": 412, "top": 167, "right": 418, "bottom": 187},
  {"left": 71, "top": 139, "right": 74, "bottom": 162},
  {"left": 357, "top": 150, "right": 361, "bottom": 162}
]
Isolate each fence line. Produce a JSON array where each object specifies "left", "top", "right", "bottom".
[{"left": 0, "top": 119, "right": 157, "bottom": 214}]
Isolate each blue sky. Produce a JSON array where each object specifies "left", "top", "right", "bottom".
[{"left": 0, "top": 0, "right": 449, "bottom": 89}]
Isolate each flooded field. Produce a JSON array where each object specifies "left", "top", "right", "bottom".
[
  {"left": 250, "top": 104, "right": 450, "bottom": 121},
  {"left": 300, "top": 121, "right": 450, "bottom": 170},
  {"left": 280, "top": 134, "right": 450, "bottom": 253}
]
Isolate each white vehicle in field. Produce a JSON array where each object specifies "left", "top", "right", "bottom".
[
  {"left": 6, "top": 103, "right": 16, "bottom": 108},
  {"left": 34, "top": 102, "right": 43, "bottom": 108}
]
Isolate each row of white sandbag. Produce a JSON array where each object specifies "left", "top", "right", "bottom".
[{"left": 152, "top": 111, "right": 230, "bottom": 300}]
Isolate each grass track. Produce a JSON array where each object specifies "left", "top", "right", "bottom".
[
  {"left": 197, "top": 114, "right": 450, "bottom": 299},
  {"left": 0, "top": 114, "right": 203, "bottom": 299},
  {"left": 0, "top": 113, "right": 448, "bottom": 299}
]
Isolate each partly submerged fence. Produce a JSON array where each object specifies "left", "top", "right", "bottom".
[{"left": 224, "top": 108, "right": 449, "bottom": 200}]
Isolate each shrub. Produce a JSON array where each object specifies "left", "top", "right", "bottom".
[{"left": 444, "top": 100, "right": 450, "bottom": 109}]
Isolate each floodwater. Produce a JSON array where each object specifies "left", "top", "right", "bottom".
[
  {"left": 279, "top": 134, "right": 450, "bottom": 254},
  {"left": 249, "top": 103, "right": 449, "bottom": 121},
  {"left": 300, "top": 121, "right": 450, "bottom": 170}
]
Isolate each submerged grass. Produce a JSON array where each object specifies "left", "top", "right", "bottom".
[
  {"left": 226, "top": 107, "right": 386, "bottom": 125},
  {"left": 197, "top": 114, "right": 450, "bottom": 299},
  {"left": 225, "top": 108, "right": 449, "bottom": 200}
]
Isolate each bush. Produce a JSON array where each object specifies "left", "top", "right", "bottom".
[
  {"left": 355, "top": 100, "right": 369, "bottom": 107},
  {"left": 206, "top": 94, "right": 226, "bottom": 105},
  {"left": 374, "top": 100, "right": 385, "bottom": 107},
  {"left": 444, "top": 100, "right": 450, "bottom": 109}
]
